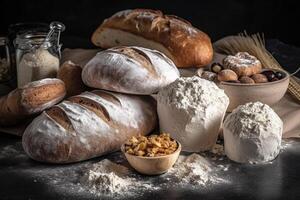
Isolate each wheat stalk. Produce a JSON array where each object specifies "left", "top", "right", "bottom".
[{"left": 214, "top": 32, "right": 300, "bottom": 102}]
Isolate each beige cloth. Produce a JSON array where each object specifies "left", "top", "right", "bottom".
[{"left": 272, "top": 93, "right": 300, "bottom": 138}]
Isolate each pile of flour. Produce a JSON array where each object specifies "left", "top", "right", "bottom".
[
  {"left": 224, "top": 102, "right": 283, "bottom": 164},
  {"left": 80, "top": 160, "right": 136, "bottom": 196},
  {"left": 165, "top": 154, "right": 214, "bottom": 186},
  {"left": 157, "top": 76, "right": 229, "bottom": 152},
  {"left": 80, "top": 153, "right": 228, "bottom": 197}
]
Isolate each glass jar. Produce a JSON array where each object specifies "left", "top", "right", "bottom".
[
  {"left": 15, "top": 32, "right": 60, "bottom": 87},
  {"left": 14, "top": 22, "right": 65, "bottom": 88},
  {"left": 8, "top": 22, "right": 49, "bottom": 86},
  {"left": 0, "top": 37, "right": 12, "bottom": 83}
]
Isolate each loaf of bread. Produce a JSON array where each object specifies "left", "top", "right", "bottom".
[
  {"left": 91, "top": 9, "right": 213, "bottom": 68},
  {"left": 82, "top": 46, "right": 180, "bottom": 95},
  {"left": 57, "top": 61, "right": 89, "bottom": 97},
  {"left": 0, "top": 78, "right": 66, "bottom": 126},
  {"left": 22, "top": 90, "right": 157, "bottom": 163}
]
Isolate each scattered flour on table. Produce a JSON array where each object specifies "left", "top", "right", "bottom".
[
  {"left": 80, "top": 153, "right": 229, "bottom": 197},
  {"left": 165, "top": 154, "right": 215, "bottom": 185},
  {"left": 281, "top": 139, "right": 295, "bottom": 150},
  {"left": 0, "top": 142, "right": 27, "bottom": 159},
  {"left": 80, "top": 159, "right": 154, "bottom": 197}
]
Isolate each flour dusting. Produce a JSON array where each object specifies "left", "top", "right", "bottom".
[{"left": 79, "top": 153, "right": 228, "bottom": 197}]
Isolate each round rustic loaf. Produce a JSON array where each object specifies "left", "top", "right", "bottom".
[{"left": 81, "top": 46, "right": 180, "bottom": 95}]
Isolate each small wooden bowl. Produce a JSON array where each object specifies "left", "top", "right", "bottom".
[
  {"left": 121, "top": 142, "right": 181, "bottom": 175},
  {"left": 219, "top": 69, "right": 290, "bottom": 112}
]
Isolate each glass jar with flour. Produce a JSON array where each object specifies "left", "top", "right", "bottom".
[{"left": 15, "top": 22, "right": 65, "bottom": 87}]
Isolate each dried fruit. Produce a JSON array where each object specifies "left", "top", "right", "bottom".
[
  {"left": 239, "top": 76, "right": 255, "bottom": 84},
  {"left": 218, "top": 69, "right": 238, "bottom": 82},
  {"left": 251, "top": 74, "right": 268, "bottom": 83},
  {"left": 261, "top": 70, "right": 275, "bottom": 81},
  {"left": 275, "top": 71, "right": 285, "bottom": 79},
  {"left": 210, "top": 62, "right": 224, "bottom": 73}
]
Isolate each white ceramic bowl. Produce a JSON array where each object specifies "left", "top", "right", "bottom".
[{"left": 219, "top": 69, "right": 290, "bottom": 112}]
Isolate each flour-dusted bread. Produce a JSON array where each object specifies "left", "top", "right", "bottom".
[
  {"left": 22, "top": 90, "right": 157, "bottom": 163},
  {"left": 82, "top": 46, "right": 180, "bottom": 95},
  {"left": 91, "top": 9, "right": 213, "bottom": 68},
  {"left": 0, "top": 78, "right": 66, "bottom": 126}
]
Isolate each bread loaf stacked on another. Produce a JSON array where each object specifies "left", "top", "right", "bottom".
[
  {"left": 22, "top": 90, "right": 157, "bottom": 163},
  {"left": 82, "top": 46, "right": 180, "bottom": 94},
  {"left": 0, "top": 78, "right": 66, "bottom": 126}
]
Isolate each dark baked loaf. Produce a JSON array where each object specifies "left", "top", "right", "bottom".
[
  {"left": 91, "top": 9, "right": 213, "bottom": 68},
  {"left": 0, "top": 78, "right": 66, "bottom": 126},
  {"left": 57, "top": 61, "right": 89, "bottom": 97}
]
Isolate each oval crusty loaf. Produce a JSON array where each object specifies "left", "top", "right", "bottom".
[
  {"left": 91, "top": 9, "right": 213, "bottom": 68},
  {"left": 82, "top": 46, "right": 180, "bottom": 95},
  {"left": 22, "top": 90, "right": 157, "bottom": 163},
  {"left": 0, "top": 78, "right": 66, "bottom": 126}
]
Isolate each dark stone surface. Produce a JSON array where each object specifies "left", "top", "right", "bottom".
[{"left": 0, "top": 132, "right": 300, "bottom": 200}]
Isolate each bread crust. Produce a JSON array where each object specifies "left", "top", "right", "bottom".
[
  {"left": 82, "top": 46, "right": 180, "bottom": 95},
  {"left": 22, "top": 90, "right": 157, "bottom": 163},
  {"left": 57, "top": 61, "right": 89, "bottom": 97},
  {"left": 0, "top": 78, "right": 66, "bottom": 126},
  {"left": 92, "top": 9, "right": 213, "bottom": 68}
]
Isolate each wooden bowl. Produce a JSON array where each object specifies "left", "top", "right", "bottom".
[
  {"left": 121, "top": 142, "right": 181, "bottom": 175},
  {"left": 219, "top": 69, "right": 290, "bottom": 112}
]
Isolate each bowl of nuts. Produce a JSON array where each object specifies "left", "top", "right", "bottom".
[
  {"left": 198, "top": 52, "right": 290, "bottom": 112},
  {"left": 121, "top": 133, "right": 181, "bottom": 175}
]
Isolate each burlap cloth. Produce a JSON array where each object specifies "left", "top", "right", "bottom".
[{"left": 60, "top": 48, "right": 300, "bottom": 139}]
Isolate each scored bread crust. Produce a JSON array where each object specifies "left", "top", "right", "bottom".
[
  {"left": 91, "top": 9, "right": 213, "bottom": 68},
  {"left": 82, "top": 46, "right": 180, "bottom": 95},
  {"left": 0, "top": 78, "right": 66, "bottom": 126},
  {"left": 22, "top": 90, "right": 157, "bottom": 163}
]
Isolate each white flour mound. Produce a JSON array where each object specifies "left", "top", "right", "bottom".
[
  {"left": 81, "top": 160, "right": 132, "bottom": 195},
  {"left": 167, "top": 154, "right": 213, "bottom": 185},
  {"left": 157, "top": 76, "right": 229, "bottom": 152},
  {"left": 80, "top": 159, "right": 155, "bottom": 197},
  {"left": 224, "top": 102, "right": 283, "bottom": 164}
]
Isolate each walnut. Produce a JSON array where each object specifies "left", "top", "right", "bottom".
[{"left": 124, "top": 133, "right": 178, "bottom": 157}]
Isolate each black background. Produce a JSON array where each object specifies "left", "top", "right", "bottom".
[
  {"left": 1, "top": 1, "right": 300, "bottom": 199},
  {"left": 0, "top": 0, "right": 299, "bottom": 47}
]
